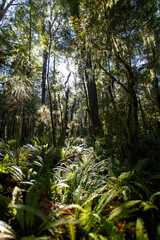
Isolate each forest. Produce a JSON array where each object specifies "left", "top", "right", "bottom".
[{"left": 0, "top": 0, "right": 160, "bottom": 239}]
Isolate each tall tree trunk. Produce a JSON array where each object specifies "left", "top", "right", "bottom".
[
  {"left": 21, "top": 107, "right": 27, "bottom": 145},
  {"left": 85, "top": 55, "right": 102, "bottom": 137},
  {"left": 27, "top": 0, "right": 32, "bottom": 79},
  {"left": 46, "top": 21, "right": 56, "bottom": 146},
  {"left": 39, "top": 49, "right": 48, "bottom": 137},
  {"left": 64, "top": 86, "right": 70, "bottom": 136},
  {"left": 42, "top": 49, "right": 48, "bottom": 105},
  {"left": 151, "top": 49, "right": 160, "bottom": 114},
  {"left": 115, "top": 52, "right": 139, "bottom": 165},
  {"left": 138, "top": 98, "right": 146, "bottom": 130},
  {"left": 125, "top": 80, "right": 138, "bottom": 165},
  {"left": 58, "top": 93, "right": 64, "bottom": 134}
]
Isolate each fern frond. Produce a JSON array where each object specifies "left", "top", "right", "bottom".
[
  {"left": 82, "top": 185, "right": 107, "bottom": 207},
  {"left": 10, "top": 204, "right": 47, "bottom": 222},
  {"left": 94, "top": 189, "right": 118, "bottom": 214},
  {"left": 66, "top": 223, "right": 76, "bottom": 240},
  {"left": 81, "top": 189, "right": 118, "bottom": 234},
  {"left": 43, "top": 217, "right": 80, "bottom": 232},
  {"left": 20, "top": 235, "right": 51, "bottom": 240},
  {"left": 58, "top": 204, "right": 85, "bottom": 214},
  {"left": 0, "top": 220, "right": 15, "bottom": 239},
  {"left": 8, "top": 166, "right": 24, "bottom": 181},
  {"left": 150, "top": 191, "right": 160, "bottom": 204},
  {"left": 89, "top": 232, "right": 109, "bottom": 240},
  {"left": 118, "top": 172, "right": 131, "bottom": 182},
  {"left": 109, "top": 200, "right": 142, "bottom": 220},
  {"left": 140, "top": 201, "right": 158, "bottom": 211},
  {"left": 132, "top": 181, "right": 152, "bottom": 197},
  {"left": 79, "top": 201, "right": 92, "bottom": 224},
  {"left": 136, "top": 218, "right": 149, "bottom": 240}
]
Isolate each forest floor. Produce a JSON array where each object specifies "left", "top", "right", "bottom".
[{"left": 0, "top": 137, "right": 160, "bottom": 239}]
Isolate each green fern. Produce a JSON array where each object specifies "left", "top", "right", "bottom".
[
  {"left": 20, "top": 235, "right": 51, "bottom": 240},
  {"left": 0, "top": 220, "right": 15, "bottom": 239},
  {"left": 94, "top": 189, "right": 118, "bottom": 214},
  {"left": 109, "top": 200, "right": 142, "bottom": 221},
  {"left": 136, "top": 218, "right": 149, "bottom": 240},
  {"left": 66, "top": 223, "right": 76, "bottom": 240},
  {"left": 89, "top": 232, "right": 109, "bottom": 240}
]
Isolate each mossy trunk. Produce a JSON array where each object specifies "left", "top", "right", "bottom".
[
  {"left": 85, "top": 55, "right": 102, "bottom": 137},
  {"left": 126, "top": 85, "right": 139, "bottom": 166}
]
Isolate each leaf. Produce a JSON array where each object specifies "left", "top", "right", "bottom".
[
  {"left": 8, "top": 166, "right": 24, "bottom": 181},
  {"left": 3, "top": 153, "right": 9, "bottom": 162},
  {"left": 58, "top": 204, "right": 85, "bottom": 214},
  {"left": 10, "top": 204, "right": 47, "bottom": 222},
  {"left": 67, "top": 224, "right": 76, "bottom": 240},
  {"left": 140, "top": 201, "right": 158, "bottom": 211},
  {"left": 94, "top": 189, "right": 118, "bottom": 214},
  {"left": 56, "top": 182, "right": 69, "bottom": 188},
  {"left": 20, "top": 235, "right": 51, "bottom": 240},
  {"left": 0, "top": 221, "right": 15, "bottom": 239},
  {"left": 109, "top": 200, "right": 141, "bottom": 220},
  {"left": 118, "top": 172, "right": 131, "bottom": 182},
  {"left": 150, "top": 192, "right": 160, "bottom": 204},
  {"left": 136, "top": 218, "right": 149, "bottom": 240},
  {"left": 89, "top": 232, "right": 109, "bottom": 240},
  {"left": 43, "top": 217, "right": 80, "bottom": 231}
]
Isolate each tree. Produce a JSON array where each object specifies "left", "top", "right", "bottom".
[
  {"left": 0, "top": 0, "right": 16, "bottom": 21},
  {"left": 69, "top": 0, "right": 160, "bottom": 164}
]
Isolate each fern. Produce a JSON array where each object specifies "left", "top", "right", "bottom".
[
  {"left": 66, "top": 223, "right": 76, "bottom": 240},
  {"left": 94, "top": 189, "right": 118, "bottom": 214},
  {"left": 89, "top": 232, "right": 109, "bottom": 240},
  {"left": 136, "top": 218, "right": 149, "bottom": 240},
  {"left": 109, "top": 200, "right": 142, "bottom": 221},
  {"left": 8, "top": 166, "right": 24, "bottom": 181},
  {"left": 0, "top": 220, "right": 15, "bottom": 239},
  {"left": 10, "top": 204, "right": 47, "bottom": 227},
  {"left": 150, "top": 191, "right": 160, "bottom": 204},
  {"left": 20, "top": 235, "right": 51, "bottom": 240}
]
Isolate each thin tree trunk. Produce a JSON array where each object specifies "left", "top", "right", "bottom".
[
  {"left": 151, "top": 49, "right": 160, "bottom": 113},
  {"left": 58, "top": 93, "right": 64, "bottom": 134},
  {"left": 21, "top": 107, "right": 27, "bottom": 145},
  {"left": 42, "top": 49, "right": 48, "bottom": 105},
  {"left": 64, "top": 86, "right": 70, "bottom": 135},
  {"left": 27, "top": 0, "right": 32, "bottom": 79},
  {"left": 46, "top": 21, "right": 56, "bottom": 146},
  {"left": 138, "top": 98, "right": 146, "bottom": 130}
]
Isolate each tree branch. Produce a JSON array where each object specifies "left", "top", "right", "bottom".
[
  {"left": 98, "top": 62, "right": 129, "bottom": 93},
  {"left": 0, "top": 0, "right": 15, "bottom": 21}
]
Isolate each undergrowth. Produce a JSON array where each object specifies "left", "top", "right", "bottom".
[{"left": 0, "top": 137, "right": 160, "bottom": 239}]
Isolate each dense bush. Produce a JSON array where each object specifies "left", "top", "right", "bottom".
[{"left": 0, "top": 137, "right": 160, "bottom": 239}]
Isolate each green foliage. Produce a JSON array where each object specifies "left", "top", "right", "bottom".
[
  {"left": 0, "top": 220, "right": 16, "bottom": 240},
  {"left": 0, "top": 137, "right": 160, "bottom": 239},
  {"left": 0, "top": 194, "right": 12, "bottom": 222},
  {"left": 136, "top": 218, "right": 149, "bottom": 240},
  {"left": 60, "top": 0, "right": 81, "bottom": 17}
]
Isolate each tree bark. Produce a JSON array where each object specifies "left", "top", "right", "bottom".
[
  {"left": 42, "top": 49, "right": 48, "bottom": 105},
  {"left": 64, "top": 86, "right": 70, "bottom": 136},
  {"left": 46, "top": 21, "right": 56, "bottom": 146},
  {"left": 85, "top": 54, "right": 102, "bottom": 137}
]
